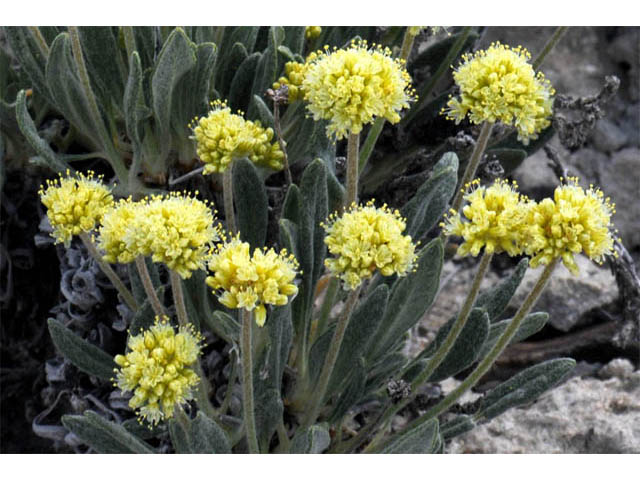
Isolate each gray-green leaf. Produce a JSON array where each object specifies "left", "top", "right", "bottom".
[
  {"left": 233, "top": 157, "right": 268, "bottom": 249},
  {"left": 290, "top": 424, "right": 331, "bottom": 454},
  {"left": 380, "top": 418, "right": 440, "bottom": 454}
]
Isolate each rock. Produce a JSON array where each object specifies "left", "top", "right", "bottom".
[
  {"left": 448, "top": 359, "right": 640, "bottom": 453},
  {"left": 600, "top": 147, "right": 640, "bottom": 249},
  {"left": 591, "top": 118, "right": 629, "bottom": 153},
  {"left": 511, "top": 148, "right": 558, "bottom": 196},
  {"left": 607, "top": 29, "right": 640, "bottom": 101},
  {"left": 598, "top": 358, "right": 635, "bottom": 380},
  {"left": 509, "top": 255, "right": 618, "bottom": 332},
  {"left": 566, "top": 148, "right": 608, "bottom": 182}
]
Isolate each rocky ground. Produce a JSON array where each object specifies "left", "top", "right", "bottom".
[{"left": 409, "top": 26, "right": 640, "bottom": 454}]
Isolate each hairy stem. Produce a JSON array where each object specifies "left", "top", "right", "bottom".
[
  {"left": 121, "top": 26, "right": 136, "bottom": 61},
  {"left": 135, "top": 256, "right": 165, "bottom": 317},
  {"left": 273, "top": 101, "right": 292, "bottom": 187},
  {"left": 27, "top": 26, "right": 50, "bottom": 59},
  {"left": 365, "top": 252, "right": 493, "bottom": 451},
  {"left": 241, "top": 309, "right": 260, "bottom": 453},
  {"left": 79, "top": 233, "right": 138, "bottom": 311},
  {"left": 532, "top": 27, "right": 568, "bottom": 71},
  {"left": 377, "top": 258, "right": 560, "bottom": 452},
  {"left": 449, "top": 121, "right": 494, "bottom": 215},
  {"left": 346, "top": 133, "right": 360, "bottom": 207},
  {"left": 222, "top": 167, "right": 236, "bottom": 234},
  {"left": 302, "top": 286, "right": 361, "bottom": 429}
]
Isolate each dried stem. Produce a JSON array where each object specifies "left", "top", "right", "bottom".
[
  {"left": 241, "top": 309, "right": 260, "bottom": 453},
  {"left": 222, "top": 166, "right": 236, "bottom": 234},
  {"left": 79, "top": 233, "right": 138, "bottom": 311},
  {"left": 346, "top": 133, "right": 360, "bottom": 207}
]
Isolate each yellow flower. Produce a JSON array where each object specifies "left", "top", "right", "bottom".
[
  {"left": 302, "top": 40, "right": 416, "bottom": 140},
  {"left": 305, "top": 26, "right": 322, "bottom": 39},
  {"left": 322, "top": 201, "right": 417, "bottom": 290},
  {"left": 273, "top": 60, "right": 310, "bottom": 103},
  {"left": 97, "top": 198, "right": 139, "bottom": 264},
  {"left": 191, "top": 100, "right": 284, "bottom": 174},
  {"left": 128, "top": 192, "right": 220, "bottom": 278},
  {"left": 39, "top": 170, "right": 114, "bottom": 246},
  {"left": 443, "top": 42, "right": 554, "bottom": 144},
  {"left": 524, "top": 178, "right": 616, "bottom": 274},
  {"left": 441, "top": 179, "right": 532, "bottom": 257},
  {"left": 114, "top": 316, "right": 202, "bottom": 425},
  {"left": 206, "top": 236, "right": 299, "bottom": 326}
]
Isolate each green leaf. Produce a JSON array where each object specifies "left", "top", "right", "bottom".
[
  {"left": 189, "top": 411, "right": 232, "bottom": 453},
  {"left": 132, "top": 27, "right": 157, "bottom": 70},
  {"left": 77, "top": 27, "right": 126, "bottom": 116},
  {"left": 250, "top": 93, "right": 275, "bottom": 131},
  {"left": 247, "top": 27, "right": 284, "bottom": 119},
  {"left": 328, "top": 361, "right": 367, "bottom": 424},
  {"left": 281, "top": 183, "right": 303, "bottom": 225},
  {"left": 228, "top": 53, "right": 261, "bottom": 113},
  {"left": 365, "top": 352, "right": 407, "bottom": 394},
  {"left": 327, "top": 284, "right": 389, "bottom": 395},
  {"left": 204, "top": 310, "right": 240, "bottom": 345},
  {"left": 123, "top": 52, "right": 150, "bottom": 152},
  {"left": 278, "top": 218, "right": 299, "bottom": 264},
  {"left": 475, "top": 358, "right": 576, "bottom": 422},
  {"left": 253, "top": 387, "right": 283, "bottom": 452},
  {"left": 475, "top": 258, "right": 528, "bottom": 321},
  {"left": 326, "top": 166, "right": 345, "bottom": 216},
  {"left": 266, "top": 304, "right": 293, "bottom": 391},
  {"left": 485, "top": 148, "right": 528, "bottom": 174},
  {"left": 151, "top": 27, "right": 196, "bottom": 162},
  {"left": 127, "top": 257, "right": 162, "bottom": 306},
  {"left": 409, "top": 30, "right": 479, "bottom": 73},
  {"left": 381, "top": 418, "right": 440, "bottom": 454},
  {"left": 233, "top": 157, "right": 268, "bottom": 249},
  {"left": 122, "top": 418, "right": 163, "bottom": 440},
  {"left": 402, "top": 152, "right": 458, "bottom": 241},
  {"left": 4, "top": 27, "right": 50, "bottom": 101},
  {"left": 476, "top": 312, "right": 549, "bottom": 363},
  {"left": 218, "top": 42, "right": 248, "bottom": 99},
  {"left": 491, "top": 125, "right": 555, "bottom": 172},
  {"left": 48, "top": 318, "right": 116, "bottom": 381},
  {"left": 62, "top": 411, "right": 154, "bottom": 453},
  {"left": 282, "top": 27, "right": 306, "bottom": 56},
  {"left": 290, "top": 424, "right": 331, "bottom": 454},
  {"left": 440, "top": 414, "right": 476, "bottom": 441},
  {"left": 368, "top": 238, "right": 443, "bottom": 362},
  {"left": 182, "top": 270, "right": 210, "bottom": 331},
  {"left": 168, "top": 416, "right": 192, "bottom": 453},
  {"left": 15, "top": 90, "right": 70, "bottom": 173},
  {"left": 129, "top": 296, "right": 161, "bottom": 334},
  {"left": 428, "top": 309, "right": 490, "bottom": 382}
]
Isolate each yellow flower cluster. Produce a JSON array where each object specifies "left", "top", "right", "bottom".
[
  {"left": 206, "top": 237, "right": 299, "bottom": 326},
  {"left": 444, "top": 42, "right": 554, "bottom": 144},
  {"left": 524, "top": 178, "right": 616, "bottom": 274},
  {"left": 191, "top": 100, "right": 284, "bottom": 174},
  {"left": 302, "top": 40, "right": 416, "bottom": 140},
  {"left": 323, "top": 201, "right": 417, "bottom": 290},
  {"left": 39, "top": 170, "right": 114, "bottom": 246},
  {"left": 97, "top": 192, "right": 219, "bottom": 278},
  {"left": 305, "top": 26, "right": 322, "bottom": 39},
  {"left": 441, "top": 179, "right": 532, "bottom": 257},
  {"left": 114, "top": 317, "right": 202, "bottom": 425},
  {"left": 273, "top": 60, "right": 310, "bottom": 103}
]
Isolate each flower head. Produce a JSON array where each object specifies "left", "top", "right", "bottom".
[
  {"left": 39, "top": 170, "right": 114, "bottom": 246},
  {"left": 191, "top": 100, "right": 284, "bottom": 174},
  {"left": 128, "top": 192, "right": 220, "bottom": 278},
  {"left": 524, "top": 178, "right": 617, "bottom": 274},
  {"left": 444, "top": 42, "right": 554, "bottom": 144},
  {"left": 97, "top": 198, "right": 139, "bottom": 264},
  {"left": 323, "top": 201, "right": 417, "bottom": 290},
  {"left": 302, "top": 40, "right": 416, "bottom": 140},
  {"left": 305, "top": 26, "right": 322, "bottom": 39},
  {"left": 441, "top": 179, "right": 532, "bottom": 257},
  {"left": 206, "top": 236, "right": 299, "bottom": 326},
  {"left": 114, "top": 316, "right": 202, "bottom": 425},
  {"left": 273, "top": 60, "right": 310, "bottom": 103}
]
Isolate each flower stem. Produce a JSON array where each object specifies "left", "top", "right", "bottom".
[
  {"left": 314, "top": 277, "right": 340, "bottom": 343},
  {"left": 363, "top": 252, "right": 493, "bottom": 451},
  {"left": 532, "top": 27, "right": 568, "bottom": 71},
  {"left": 376, "top": 257, "right": 559, "bottom": 452},
  {"left": 121, "top": 26, "right": 136, "bottom": 61},
  {"left": 27, "top": 26, "right": 50, "bottom": 59},
  {"left": 222, "top": 167, "right": 236, "bottom": 234},
  {"left": 170, "top": 269, "right": 217, "bottom": 420},
  {"left": 241, "top": 309, "right": 260, "bottom": 453},
  {"left": 79, "top": 233, "right": 139, "bottom": 312},
  {"left": 135, "top": 256, "right": 165, "bottom": 317},
  {"left": 449, "top": 121, "right": 494, "bottom": 215},
  {"left": 346, "top": 133, "right": 360, "bottom": 207},
  {"left": 302, "top": 286, "right": 361, "bottom": 429}
]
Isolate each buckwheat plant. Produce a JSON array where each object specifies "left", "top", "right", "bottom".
[{"left": 24, "top": 26, "right": 616, "bottom": 454}]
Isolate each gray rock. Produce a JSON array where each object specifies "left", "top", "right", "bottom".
[
  {"left": 600, "top": 147, "right": 640, "bottom": 249},
  {"left": 566, "top": 147, "right": 608, "bottom": 182},
  {"left": 598, "top": 358, "right": 635, "bottom": 380},
  {"left": 448, "top": 359, "right": 640, "bottom": 453},
  {"left": 510, "top": 255, "right": 618, "bottom": 332},
  {"left": 512, "top": 148, "right": 558, "bottom": 194},
  {"left": 591, "top": 118, "right": 629, "bottom": 153}
]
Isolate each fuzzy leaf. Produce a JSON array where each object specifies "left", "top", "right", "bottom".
[
  {"left": 492, "top": 125, "right": 556, "bottom": 172},
  {"left": 233, "top": 157, "right": 268, "bottom": 249},
  {"left": 428, "top": 309, "right": 490, "bottom": 382},
  {"left": 127, "top": 257, "right": 161, "bottom": 305},
  {"left": 475, "top": 258, "right": 528, "bottom": 321},
  {"left": 440, "top": 415, "right": 476, "bottom": 441},
  {"left": 123, "top": 52, "right": 150, "bottom": 149},
  {"left": 485, "top": 148, "right": 528, "bottom": 174},
  {"left": 381, "top": 418, "right": 440, "bottom": 454},
  {"left": 48, "top": 318, "right": 116, "bottom": 381},
  {"left": 475, "top": 358, "right": 576, "bottom": 422},
  {"left": 228, "top": 53, "right": 261, "bottom": 113},
  {"left": 266, "top": 304, "right": 293, "bottom": 392},
  {"left": 253, "top": 387, "right": 283, "bottom": 452},
  {"left": 168, "top": 417, "right": 192, "bottom": 453},
  {"left": 189, "top": 411, "right": 232, "bottom": 453},
  {"left": 409, "top": 29, "right": 479, "bottom": 74},
  {"left": 218, "top": 42, "right": 248, "bottom": 99},
  {"left": 4, "top": 27, "right": 50, "bottom": 101},
  {"left": 278, "top": 218, "right": 299, "bottom": 263},
  {"left": 282, "top": 27, "right": 306, "bottom": 56},
  {"left": 328, "top": 361, "right": 367, "bottom": 424},
  {"left": 15, "top": 90, "right": 70, "bottom": 173},
  {"left": 122, "top": 418, "right": 164, "bottom": 440},
  {"left": 326, "top": 166, "right": 345, "bottom": 216},
  {"left": 290, "top": 424, "right": 331, "bottom": 454},
  {"left": 281, "top": 184, "right": 303, "bottom": 226},
  {"left": 365, "top": 352, "right": 407, "bottom": 394},
  {"left": 368, "top": 238, "right": 443, "bottom": 361},
  {"left": 132, "top": 27, "right": 157, "bottom": 70},
  {"left": 476, "top": 312, "right": 548, "bottom": 360},
  {"left": 402, "top": 152, "right": 458, "bottom": 241},
  {"left": 128, "top": 295, "right": 160, "bottom": 335},
  {"left": 62, "top": 411, "right": 154, "bottom": 454},
  {"left": 204, "top": 310, "right": 240, "bottom": 345},
  {"left": 250, "top": 93, "right": 275, "bottom": 131}
]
